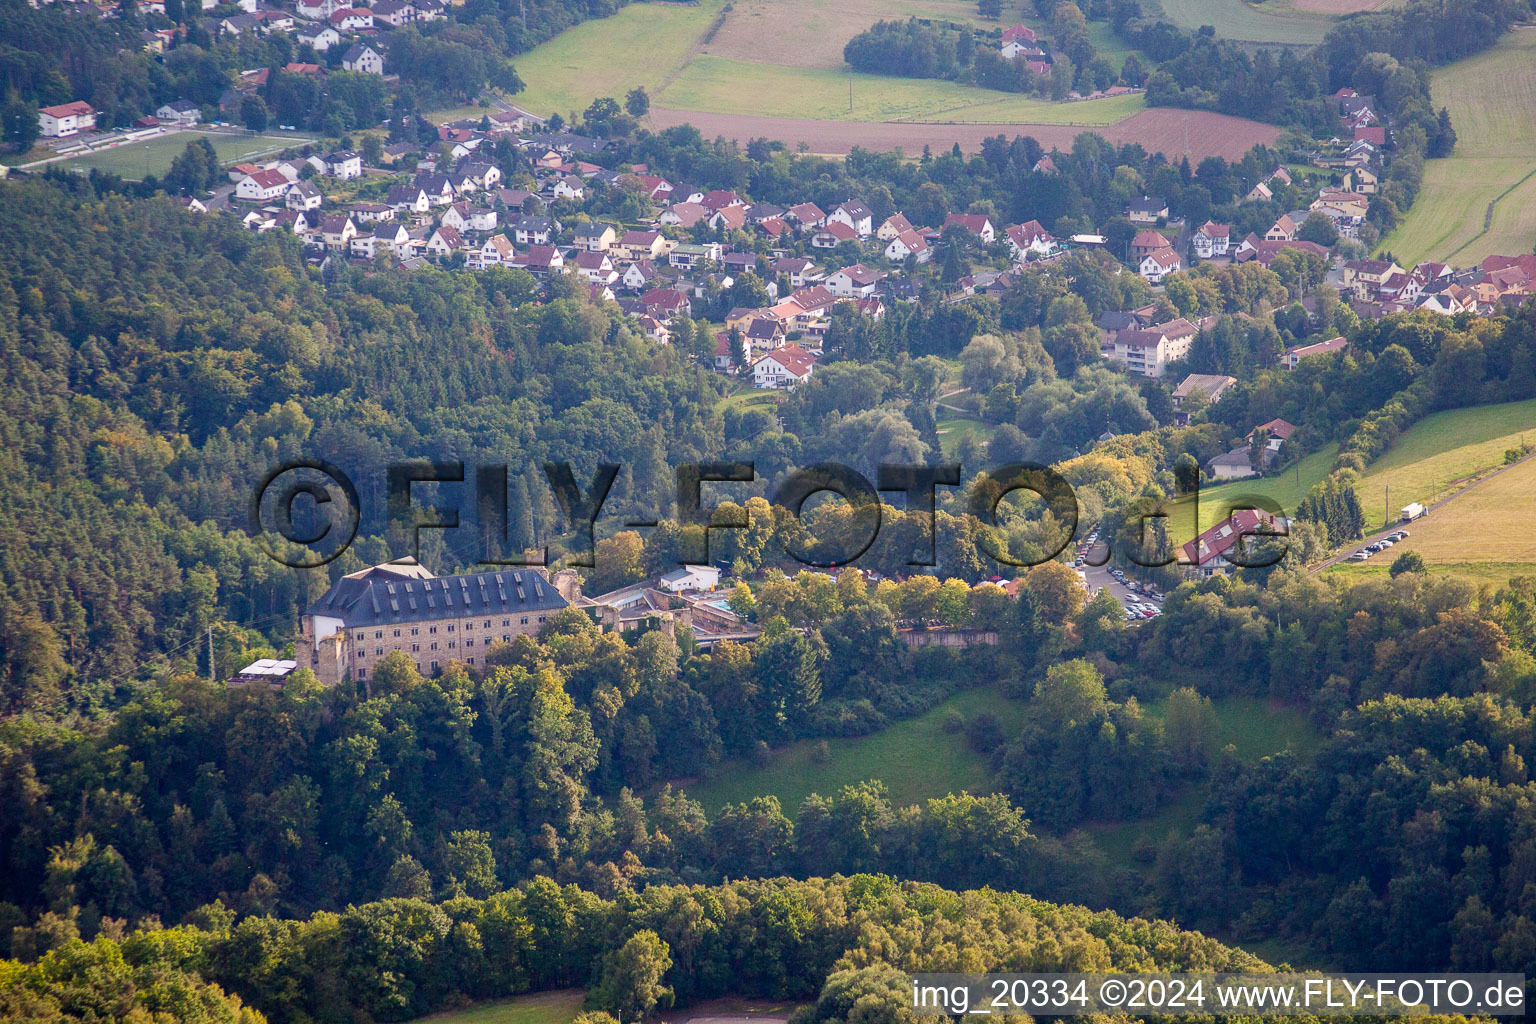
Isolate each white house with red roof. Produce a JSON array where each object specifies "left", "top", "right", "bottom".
[
  {"left": 235, "top": 168, "right": 291, "bottom": 203},
  {"left": 1180, "top": 509, "right": 1289, "bottom": 577},
  {"left": 944, "top": 213, "right": 996, "bottom": 243},
  {"left": 826, "top": 263, "right": 885, "bottom": 298},
  {"left": 1192, "top": 221, "right": 1231, "bottom": 258},
  {"left": 884, "top": 229, "right": 931, "bottom": 264},
  {"left": 751, "top": 344, "right": 817, "bottom": 389},
  {"left": 1005, "top": 220, "right": 1056, "bottom": 260},
  {"left": 1138, "top": 247, "right": 1182, "bottom": 284},
  {"left": 38, "top": 101, "right": 96, "bottom": 137}
]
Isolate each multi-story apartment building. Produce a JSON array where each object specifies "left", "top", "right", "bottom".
[{"left": 296, "top": 559, "right": 578, "bottom": 685}]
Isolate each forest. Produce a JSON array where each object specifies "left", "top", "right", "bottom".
[{"left": 4, "top": 42, "right": 1536, "bottom": 1009}]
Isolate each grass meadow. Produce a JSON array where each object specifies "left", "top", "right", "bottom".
[
  {"left": 1382, "top": 27, "right": 1536, "bottom": 265},
  {"left": 414, "top": 990, "right": 584, "bottom": 1024}
]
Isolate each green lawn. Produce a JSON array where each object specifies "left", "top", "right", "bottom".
[
  {"left": 414, "top": 990, "right": 584, "bottom": 1024},
  {"left": 937, "top": 416, "right": 996, "bottom": 458},
  {"left": 58, "top": 131, "right": 300, "bottom": 180},
  {"left": 673, "top": 683, "right": 1027, "bottom": 813},
  {"left": 1163, "top": 443, "right": 1338, "bottom": 544},
  {"left": 1355, "top": 397, "right": 1536, "bottom": 532},
  {"left": 1381, "top": 27, "right": 1536, "bottom": 265},
  {"left": 718, "top": 385, "right": 781, "bottom": 413}
]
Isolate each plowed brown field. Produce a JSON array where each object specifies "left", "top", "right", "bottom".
[{"left": 650, "top": 106, "right": 1282, "bottom": 161}]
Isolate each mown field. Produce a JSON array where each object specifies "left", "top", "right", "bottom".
[
  {"left": 414, "top": 990, "right": 584, "bottom": 1024},
  {"left": 1381, "top": 27, "right": 1536, "bottom": 266},
  {"left": 1355, "top": 455, "right": 1536, "bottom": 570},
  {"left": 57, "top": 130, "right": 298, "bottom": 180},
  {"left": 1154, "top": 0, "right": 1334, "bottom": 45},
  {"left": 673, "top": 683, "right": 1028, "bottom": 813},
  {"left": 510, "top": 0, "right": 1155, "bottom": 136},
  {"left": 1354, "top": 397, "right": 1536, "bottom": 532}
]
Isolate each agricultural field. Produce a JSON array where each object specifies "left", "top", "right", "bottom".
[
  {"left": 1363, "top": 455, "right": 1536, "bottom": 567},
  {"left": 647, "top": 106, "right": 1279, "bottom": 158},
  {"left": 1354, "top": 397, "right": 1536, "bottom": 532},
  {"left": 56, "top": 130, "right": 298, "bottom": 180},
  {"left": 1381, "top": 27, "right": 1536, "bottom": 266},
  {"left": 510, "top": 0, "right": 1277, "bottom": 158},
  {"left": 1155, "top": 0, "right": 1334, "bottom": 46},
  {"left": 659, "top": 56, "right": 1146, "bottom": 124},
  {"left": 672, "top": 683, "right": 1028, "bottom": 813},
  {"left": 414, "top": 990, "right": 584, "bottom": 1024}
]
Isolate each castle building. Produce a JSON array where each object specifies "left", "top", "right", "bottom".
[{"left": 296, "top": 559, "right": 577, "bottom": 685}]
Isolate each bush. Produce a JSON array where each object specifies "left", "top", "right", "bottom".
[
  {"left": 941, "top": 709, "right": 966, "bottom": 733},
  {"left": 813, "top": 739, "right": 833, "bottom": 764},
  {"left": 967, "top": 711, "right": 1005, "bottom": 753},
  {"left": 750, "top": 740, "right": 772, "bottom": 767}
]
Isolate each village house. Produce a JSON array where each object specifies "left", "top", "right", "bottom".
[
  {"left": 1265, "top": 214, "right": 1299, "bottom": 242},
  {"left": 884, "top": 229, "right": 931, "bottom": 263},
  {"left": 235, "top": 168, "right": 290, "bottom": 204},
  {"left": 1100, "top": 317, "right": 1207, "bottom": 378},
  {"left": 786, "top": 202, "right": 826, "bottom": 229},
  {"left": 286, "top": 181, "right": 322, "bottom": 211},
  {"left": 810, "top": 221, "right": 859, "bottom": 249},
  {"left": 465, "top": 234, "right": 516, "bottom": 270},
  {"left": 877, "top": 213, "right": 915, "bottom": 241},
  {"left": 330, "top": 7, "right": 374, "bottom": 29},
  {"left": 1179, "top": 509, "right": 1289, "bottom": 579},
  {"left": 770, "top": 257, "right": 820, "bottom": 289},
  {"left": 573, "top": 250, "right": 618, "bottom": 286},
  {"left": 572, "top": 222, "right": 618, "bottom": 252},
  {"left": 513, "top": 215, "right": 553, "bottom": 246},
  {"left": 370, "top": 0, "right": 417, "bottom": 25},
  {"left": 1191, "top": 221, "right": 1231, "bottom": 259},
  {"left": 708, "top": 205, "right": 748, "bottom": 232},
  {"left": 1126, "top": 197, "right": 1168, "bottom": 224},
  {"left": 296, "top": 24, "right": 340, "bottom": 50},
  {"left": 511, "top": 245, "right": 565, "bottom": 277},
  {"left": 1130, "top": 230, "right": 1170, "bottom": 261},
  {"left": 1341, "top": 258, "right": 1402, "bottom": 300},
  {"left": 826, "top": 263, "right": 885, "bottom": 298},
  {"left": 944, "top": 213, "right": 996, "bottom": 244},
  {"left": 350, "top": 202, "right": 394, "bottom": 224},
  {"left": 387, "top": 185, "right": 431, "bottom": 215},
  {"left": 1282, "top": 336, "right": 1347, "bottom": 368},
  {"left": 668, "top": 242, "right": 721, "bottom": 270},
  {"left": 657, "top": 202, "right": 708, "bottom": 229},
  {"left": 38, "top": 101, "right": 95, "bottom": 137},
  {"left": 751, "top": 343, "right": 817, "bottom": 389},
  {"left": 640, "top": 287, "right": 690, "bottom": 318},
  {"left": 424, "top": 225, "right": 463, "bottom": 260},
  {"left": 1005, "top": 220, "right": 1056, "bottom": 260},
  {"left": 320, "top": 214, "right": 358, "bottom": 252},
  {"left": 155, "top": 99, "right": 200, "bottom": 126},
  {"left": 621, "top": 260, "right": 661, "bottom": 292},
  {"left": 341, "top": 43, "right": 384, "bottom": 74},
  {"left": 1172, "top": 373, "right": 1237, "bottom": 421},
  {"left": 618, "top": 229, "right": 666, "bottom": 261},
  {"left": 828, "top": 200, "right": 874, "bottom": 237},
  {"left": 323, "top": 150, "right": 363, "bottom": 180},
  {"left": 1138, "top": 247, "right": 1182, "bottom": 284}
]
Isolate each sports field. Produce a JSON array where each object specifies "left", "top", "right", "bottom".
[
  {"left": 1381, "top": 27, "right": 1536, "bottom": 266},
  {"left": 56, "top": 130, "right": 298, "bottom": 181},
  {"left": 413, "top": 990, "right": 584, "bottom": 1024},
  {"left": 1354, "top": 397, "right": 1536, "bottom": 532}
]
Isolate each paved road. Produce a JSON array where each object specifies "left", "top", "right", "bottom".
[{"left": 1313, "top": 451, "right": 1536, "bottom": 571}]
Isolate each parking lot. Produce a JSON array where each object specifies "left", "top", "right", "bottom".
[{"left": 1075, "top": 531, "right": 1165, "bottom": 622}]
